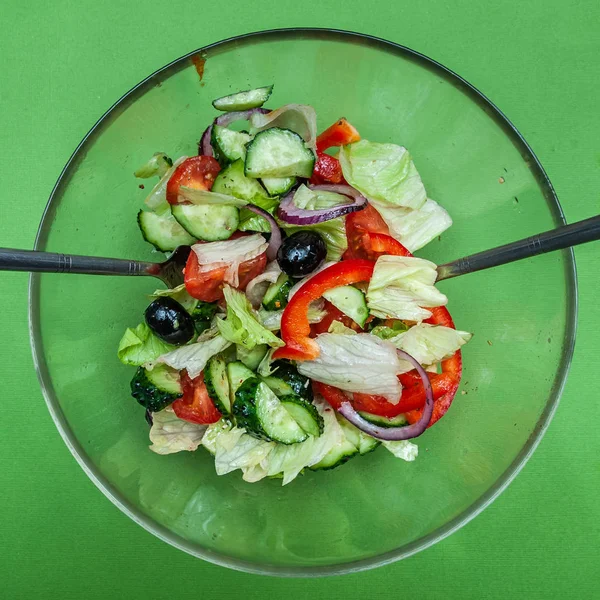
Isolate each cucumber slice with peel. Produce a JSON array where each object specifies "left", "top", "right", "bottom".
[{"left": 212, "top": 85, "right": 273, "bottom": 111}]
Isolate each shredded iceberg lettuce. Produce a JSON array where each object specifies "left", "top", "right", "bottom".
[
  {"left": 371, "top": 198, "right": 452, "bottom": 252},
  {"left": 149, "top": 408, "right": 207, "bottom": 455},
  {"left": 134, "top": 152, "right": 173, "bottom": 179},
  {"left": 297, "top": 333, "right": 403, "bottom": 403},
  {"left": 117, "top": 323, "right": 175, "bottom": 366},
  {"left": 339, "top": 140, "right": 426, "bottom": 210},
  {"left": 387, "top": 323, "right": 472, "bottom": 368},
  {"left": 366, "top": 256, "right": 447, "bottom": 322},
  {"left": 217, "top": 285, "right": 284, "bottom": 350},
  {"left": 155, "top": 329, "right": 231, "bottom": 378},
  {"left": 150, "top": 283, "right": 198, "bottom": 312}
]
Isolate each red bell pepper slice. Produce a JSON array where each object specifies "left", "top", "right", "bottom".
[
  {"left": 316, "top": 118, "right": 361, "bottom": 152},
  {"left": 272, "top": 260, "right": 375, "bottom": 361},
  {"left": 309, "top": 151, "right": 345, "bottom": 185}
]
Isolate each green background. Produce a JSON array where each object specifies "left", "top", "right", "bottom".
[{"left": 1, "top": 1, "right": 598, "bottom": 597}]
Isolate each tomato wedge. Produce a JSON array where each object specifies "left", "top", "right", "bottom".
[
  {"left": 343, "top": 203, "right": 411, "bottom": 261},
  {"left": 166, "top": 156, "right": 221, "bottom": 205},
  {"left": 309, "top": 151, "right": 345, "bottom": 185},
  {"left": 172, "top": 371, "right": 221, "bottom": 425},
  {"left": 316, "top": 118, "right": 361, "bottom": 152},
  {"left": 184, "top": 247, "right": 267, "bottom": 303}
]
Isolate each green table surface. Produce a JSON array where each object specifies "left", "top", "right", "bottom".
[{"left": 2, "top": 1, "right": 598, "bottom": 597}]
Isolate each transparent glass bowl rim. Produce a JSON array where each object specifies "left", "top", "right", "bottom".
[{"left": 27, "top": 28, "right": 578, "bottom": 577}]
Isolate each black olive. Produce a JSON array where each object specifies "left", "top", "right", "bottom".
[
  {"left": 277, "top": 231, "right": 327, "bottom": 278},
  {"left": 144, "top": 297, "right": 195, "bottom": 345}
]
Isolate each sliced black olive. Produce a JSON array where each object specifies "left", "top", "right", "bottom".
[
  {"left": 276, "top": 231, "right": 327, "bottom": 278},
  {"left": 144, "top": 297, "right": 195, "bottom": 345}
]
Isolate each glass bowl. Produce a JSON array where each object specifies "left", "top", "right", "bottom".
[{"left": 29, "top": 28, "right": 577, "bottom": 576}]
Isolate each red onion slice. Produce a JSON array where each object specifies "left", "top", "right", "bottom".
[
  {"left": 338, "top": 349, "right": 434, "bottom": 441},
  {"left": 245, "top": 205, "right": 282, "bottom": 261},
  {"left": 199, "top": 108, "right": 270, "bottom": 157},
  {"left": 277, "top": 184, "right": 367, "bottom": 225}
]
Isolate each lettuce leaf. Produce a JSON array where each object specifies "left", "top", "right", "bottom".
[
  {"left": 328, "top": 320, "right": 357, "bottom": 335},
  {"left": 205, "top": 398, "right": 343, "bottom": 485},
  {"left": 155, "top": 329, "right": 231, "bottom": 378},
  {"left": 370, "top": 198, "right": 452, "bottom": 252},
  {"left": 387, "top": 323, "right": 472, "bottom": 368},
  {"left": 144, "top": 156, "right": 188, "bottom": 213},
  {"left": 213, "top": 429, "right": 274, "bottom": 477},
  {"left": 260, "top": 399, "right": 343, "bottom": 484},
  {"left": 149, "top": 408, "right": 207, "bottom": 455},
  {"left": 258, "top": 305, "right": 327, "bottom": 331},
  {"left": 179, "top": 186, "right": 248, "bottom": 207},
  {"left": 293, "top": 184, "right": 350, "bottom": 210},
  {"left": 217, "top": 285, "right": 284, "bottom": 350},
  {"left": 245, "top": 261, "right": 281, "bottom": 307},
  {"left": 297, "top": 333, "right": 403, "bottom": 403},
  {"left": 150, "top": 283, "right": 198, "bottom": 312},
  {"left": 134, "top": 152, "right": 173, "bottom": 179},
  {"left": 366, "top": 256, "right": 447, "bottom": 322},
  {"left": 117, "top": 323, "right": 175, "bottom": 366},
  {"left": 382, "top": 440, "right": 418, "bottom": 461},
  {"left": 339, "top": 140, "right": 426, "bottom": 210}
]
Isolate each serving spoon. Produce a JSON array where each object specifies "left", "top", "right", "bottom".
[{"left": 1, "top": 215, "right": 598, "bottom": 285}]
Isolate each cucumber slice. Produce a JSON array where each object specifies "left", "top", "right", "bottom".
[
  {"left": 212, "top": 159, "right": 271, "bottom": 204},
  {"left": 310, "top": 438, "right": 358, "bottom": 470},
  {"left": 358, "top": 411, "right": 408, "bottom": 429},
  {"left": 211, "top": 125, "right": 252, "bottom": 166},
  {"left": 260, "top": 376, "right": 295, "bottom": 397},
  {"left": 233, "top": 378, "right": 307, "bottom": 444},
  {"left": 130, "top": 365, "right": 181, "bottom": 412},
  {"left": 280, "top": 395, "right": 324, "bottom": 437},
  {"left": 171, "top": 203, "right": 239, "bottom": 241},
  {"left": 212, "top": 85, "right": 273, "bottom": 112},
  {"left": 204, "top": 356, "right": 231, "bottom": 414},
  {"left": 261, "top": 176, "right": 296, "bottom": 196},
  {"left": 262, "top": 361, "right": 313, "bottom": 401},
  {"left": 137, "top": 209, "right": 196, "bottom": 251},
  {"left": 261, "top": 273, "right": 292, "bottom": 311},
  {"left": 226, "top": 361, "right": 256, "bottom": 397},
  {"left": 337, "top": 414, "right": 380, "bottom": 455},
  {"left": 323, "top": 285, "right": 369, "bottom": 327},
  {"left": 236, "top": 344, "right": 268, "bottom": 371},
  {"left": 245, "top": 128, "right": 315, "bottom": 179},
  {"left": 145, "top": 364, "right": 182, "bottom": 395}
]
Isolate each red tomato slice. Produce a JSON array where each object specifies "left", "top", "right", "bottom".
[
  {"left": 166, "top": 156, "right": 221, "bottom": 205},
  {"left": 172, "top": 371, "right": 221, "bottom": 425},
  {"left": 343, "top": 204, "right": 412, "bottom": 261},
  {"left": 184, "top": 248, "right": 267, "bottom": 302},
  {"left": 309, "top": 151, "right": 345, "bottom": 185}
]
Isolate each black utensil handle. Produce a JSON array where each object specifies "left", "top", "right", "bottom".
[
  {"left": 0, "top": 248, "right": 156, "bottom": 277},
  {"left": 437, "top": 214, "right": 600, "bottom": 281}
]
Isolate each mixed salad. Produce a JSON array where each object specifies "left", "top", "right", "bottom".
[{"left": 118, "top": 85, "right": 472, "bottom": 484}]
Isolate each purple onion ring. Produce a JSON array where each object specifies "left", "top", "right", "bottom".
[
  {"left": 277, "top": 184, "right": 367, "bottom": 225},
  {"left": 338, "top": 349, "right": 434, "bottom": 441},
  {"left": 199, "top": 108, "right": 270, "bottom": 157},
  {"left": 245, "top": 204, "right": 282, "bottom": 261}
]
